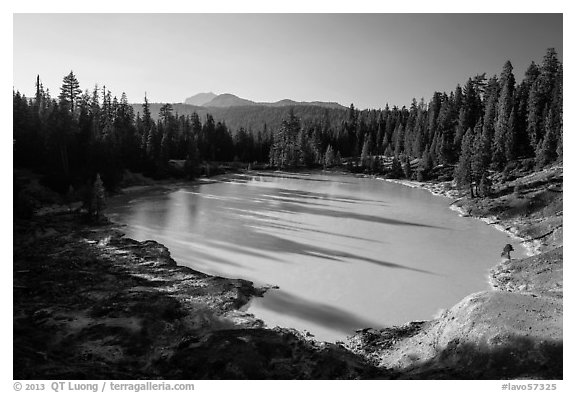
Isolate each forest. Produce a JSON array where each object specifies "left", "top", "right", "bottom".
[{"left": 13, "top": 48, "right": 562, "bottom": 199}]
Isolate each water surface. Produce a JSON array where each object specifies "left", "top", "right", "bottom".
[{"left": 108, "top": 172, "right": 526, "bottom": 342}]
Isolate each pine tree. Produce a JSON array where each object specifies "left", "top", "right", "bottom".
[
  {"left": 360, "top": 137, "right": 370, "bottom": 167},
  {"left": 536, "top": 109, "right": 557, "bottom": 168},
  {"left": 335, "top": 151, "right": 342, "bottom": 166},
  {"left": 159, "top": 103, "right": 173, "bottom": 125},
  {"left": 160, "top": 131, "right": 170, "bottom": 163},
  {"left": 389, "top": 156, "right": 404, "bottom": 179},
  {"left": 324, "top": 145, "right": 335, "bottom": 168},
  {"left": 59, "top": 71, "right": 82, "bottom": 113},
  {"left": 417, "top": 147, "right": 434, "bottom": 181},
  {"left": 478, "top": 172, "right": 492, "bottom": 197},
  {"left": 492, "top": 61, "right": 516, "bottom": 169},
  {"left": 299, "top": 129, "right": 315, "bottom": 167},
  {"left": 142, "top": 93, "right": 152, "bottom": 131},
  {"left": 270, "top": 109, "right": 301, "bottom": 168},
  {"left": 455, "top": 129, "right": 475, "bottom": 197},
  {"left": 528, "top": 48, "right": 560, "bottom": 152},
  {"left": 90, "top": 173, "right": 106, "bottom": 220},
  {"left": 515, "top": 62, "right": 540, "bottom": 156},
  {"left": 402, "top": 157, "right": 413, "bottom": 179},
  {"left": 471, "top": 122, "right": 489, "bottom": 185}
]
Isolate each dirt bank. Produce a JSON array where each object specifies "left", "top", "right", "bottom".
[{"left": 349, "top": 164, "right": 563, "bottom": 379}]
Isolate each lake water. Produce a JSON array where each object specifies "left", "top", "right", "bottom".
[{"left": 108, "top": 172, "right": 526, "bottom": 342}]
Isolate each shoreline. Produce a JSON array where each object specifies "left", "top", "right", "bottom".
[
  {"left": 349, "top": 167, "right": 562, "bottom": 378},
  {"left": 384, "top": 177, "right": 542, "bottom": 256},
  {"left": 117, "top": 168, "right": 553, "bottom": 322},
  {"left": 382, "top": 177, "right": 545, "bottom": 289},
  {"left": 14, "top": 212, "right": 384, "bottom": 379},
  {"left": 14, "top": 166, "right": 562, "bottom": 379}
]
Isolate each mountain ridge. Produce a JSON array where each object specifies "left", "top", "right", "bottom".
[
  {"left": 184, "top": 92, "right": 346, "bottom": 110},
  {"left": 130, "top": 101, "right": 347, "bottom": 133},
  {"left": 184, "top": 92, "right": 217, "bottom": 106}
]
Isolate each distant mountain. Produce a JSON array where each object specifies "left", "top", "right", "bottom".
[
  {"left": 184, "top": 92, "right": 346, "bottom": 110},
  {"left": 184, "top": 92, "right": 217, "bottom": 106},
  {"left": 131, "top": 102, "right": 347, "bottom": 133},
  {"left": 260, "top": 99, "right": 345, "bottom": 110},
  {"left": 203, "top": 93, "right": 257, "bottom": 108}
]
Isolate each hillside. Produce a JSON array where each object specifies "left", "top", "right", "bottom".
[
  {"left": 203, "top": 93, "right": 257, "bottom": 108},
  {"left": 184, "top": 92, "right": 346, "bottom": 110},
  {"left": 131, "top": 101, "right": 348, "bottom": 132},
  {"left": 184, "top": 92, "right": 217, "bottom": 106}
]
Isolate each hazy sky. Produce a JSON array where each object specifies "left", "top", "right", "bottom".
[{"left": 13, "top": 14, "right": 562, "bottom": 109}]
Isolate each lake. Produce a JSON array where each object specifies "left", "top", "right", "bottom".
[{"left": 108, "top": 172, "right": 526, "bottom": 342}]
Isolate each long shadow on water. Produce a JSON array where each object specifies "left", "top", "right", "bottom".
[
  {"left": 120, "top": 183, "right": 442, "bottom": 275},
  {"left": 249, "top": 172, "right": 353, "bottom": 184},
  {"left": 234, "top": 186, "right": 443, "bottom": 229},
  {"left": 242, "top": 223, "right": 437, "bottom": 275},
  {"left": 256, "top": 289, "right": 384, "bottom": 336},
  {"left": 225, "top": 207, "right": 383, "bottom": 245}
]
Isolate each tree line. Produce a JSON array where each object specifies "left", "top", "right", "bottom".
[
  {"left": 265, "top": 48, "right": 562, "bottom": 196},
  {"left": 13, "top": 73, "right": 274, "bottom": 192},
  {"left": 13, "top": 48, "right": 562, "bottom": 196}
]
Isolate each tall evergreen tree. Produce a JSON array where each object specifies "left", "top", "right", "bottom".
[
  {"left": 492, "top": 60, "right": 516, "bottom": 169},
  {"left": 536, "top": 108, "right": 558, "bottom": 168},
  {"left": 59, "top": 71, "right": 82, "bottom": 113},
  {"left": 528, "top": 48, "right": 560, "bottom": 152},
  {"left": 454, "top": 128, "right": 475, "bottom": 197}
]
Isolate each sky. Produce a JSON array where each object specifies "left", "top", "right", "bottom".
[{"left": 13, "top": 13, "right": 562, "bottom": 109}]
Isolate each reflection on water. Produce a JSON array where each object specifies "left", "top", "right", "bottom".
[{"left": 108, "top": 172, "right": 526, "bottom": 342}]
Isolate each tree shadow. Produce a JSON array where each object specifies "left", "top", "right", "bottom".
[
  {"left": 249, "top": 171, "right": 353, "bottom": 183},
  {"left": 114, "top": 183, "right": 442, "bottom": 275},
  {"left": 255, "top": 289, "right": 385, "bottom": 335},
  {"left": 242, "top": 225, "right": 437, "bottom": 274},
  {"left": 227, "top": 186, "right": 442, "bottom": 229}
]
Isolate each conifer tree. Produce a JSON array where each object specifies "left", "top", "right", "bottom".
[
  {"left": 417, "top": 147, "right": 434, "bottom": 181},
  {"left": 142, "top": 93, "right": 152, "bottom": 131},
  {"left": 360, "top": 138, "right": 370, "bottom": 167},
  {"left": 528, "top": 48, "right": 560, "bottom": 152},
  {"left": 536, "top": 109, "right": 557, "bottom": 168},
  {"left": 402, "top": 157, "right": 413, "bottom": 179},
  {"left": 492, "top": 60, "right": 516, "bottom": 169},
  {"left": 90, "top": 173, "right": 106, "bottom": 220},
  {"left": 324, "top": 145, "right": 335, "bottom": 168},
  {"left": 389, "top": 156, "right": 404, "bottom": 179},
  {"left": 471, "top": 122, "right": 488, "bottom": 184},
  {"left": 455, "top": 129, "right": 475, "bottom": 197},
  {"left": 515, "top": 62, "right": 539, "bottom": 156},
  {"left": 59, "top": 71, "right": 82, "bottom": 113},
  {"left": 160, "top": 131, "right": 170, "bottom": 163},
  {"left": 270, "top": 109, "right": 301, "bottom": 168}
]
